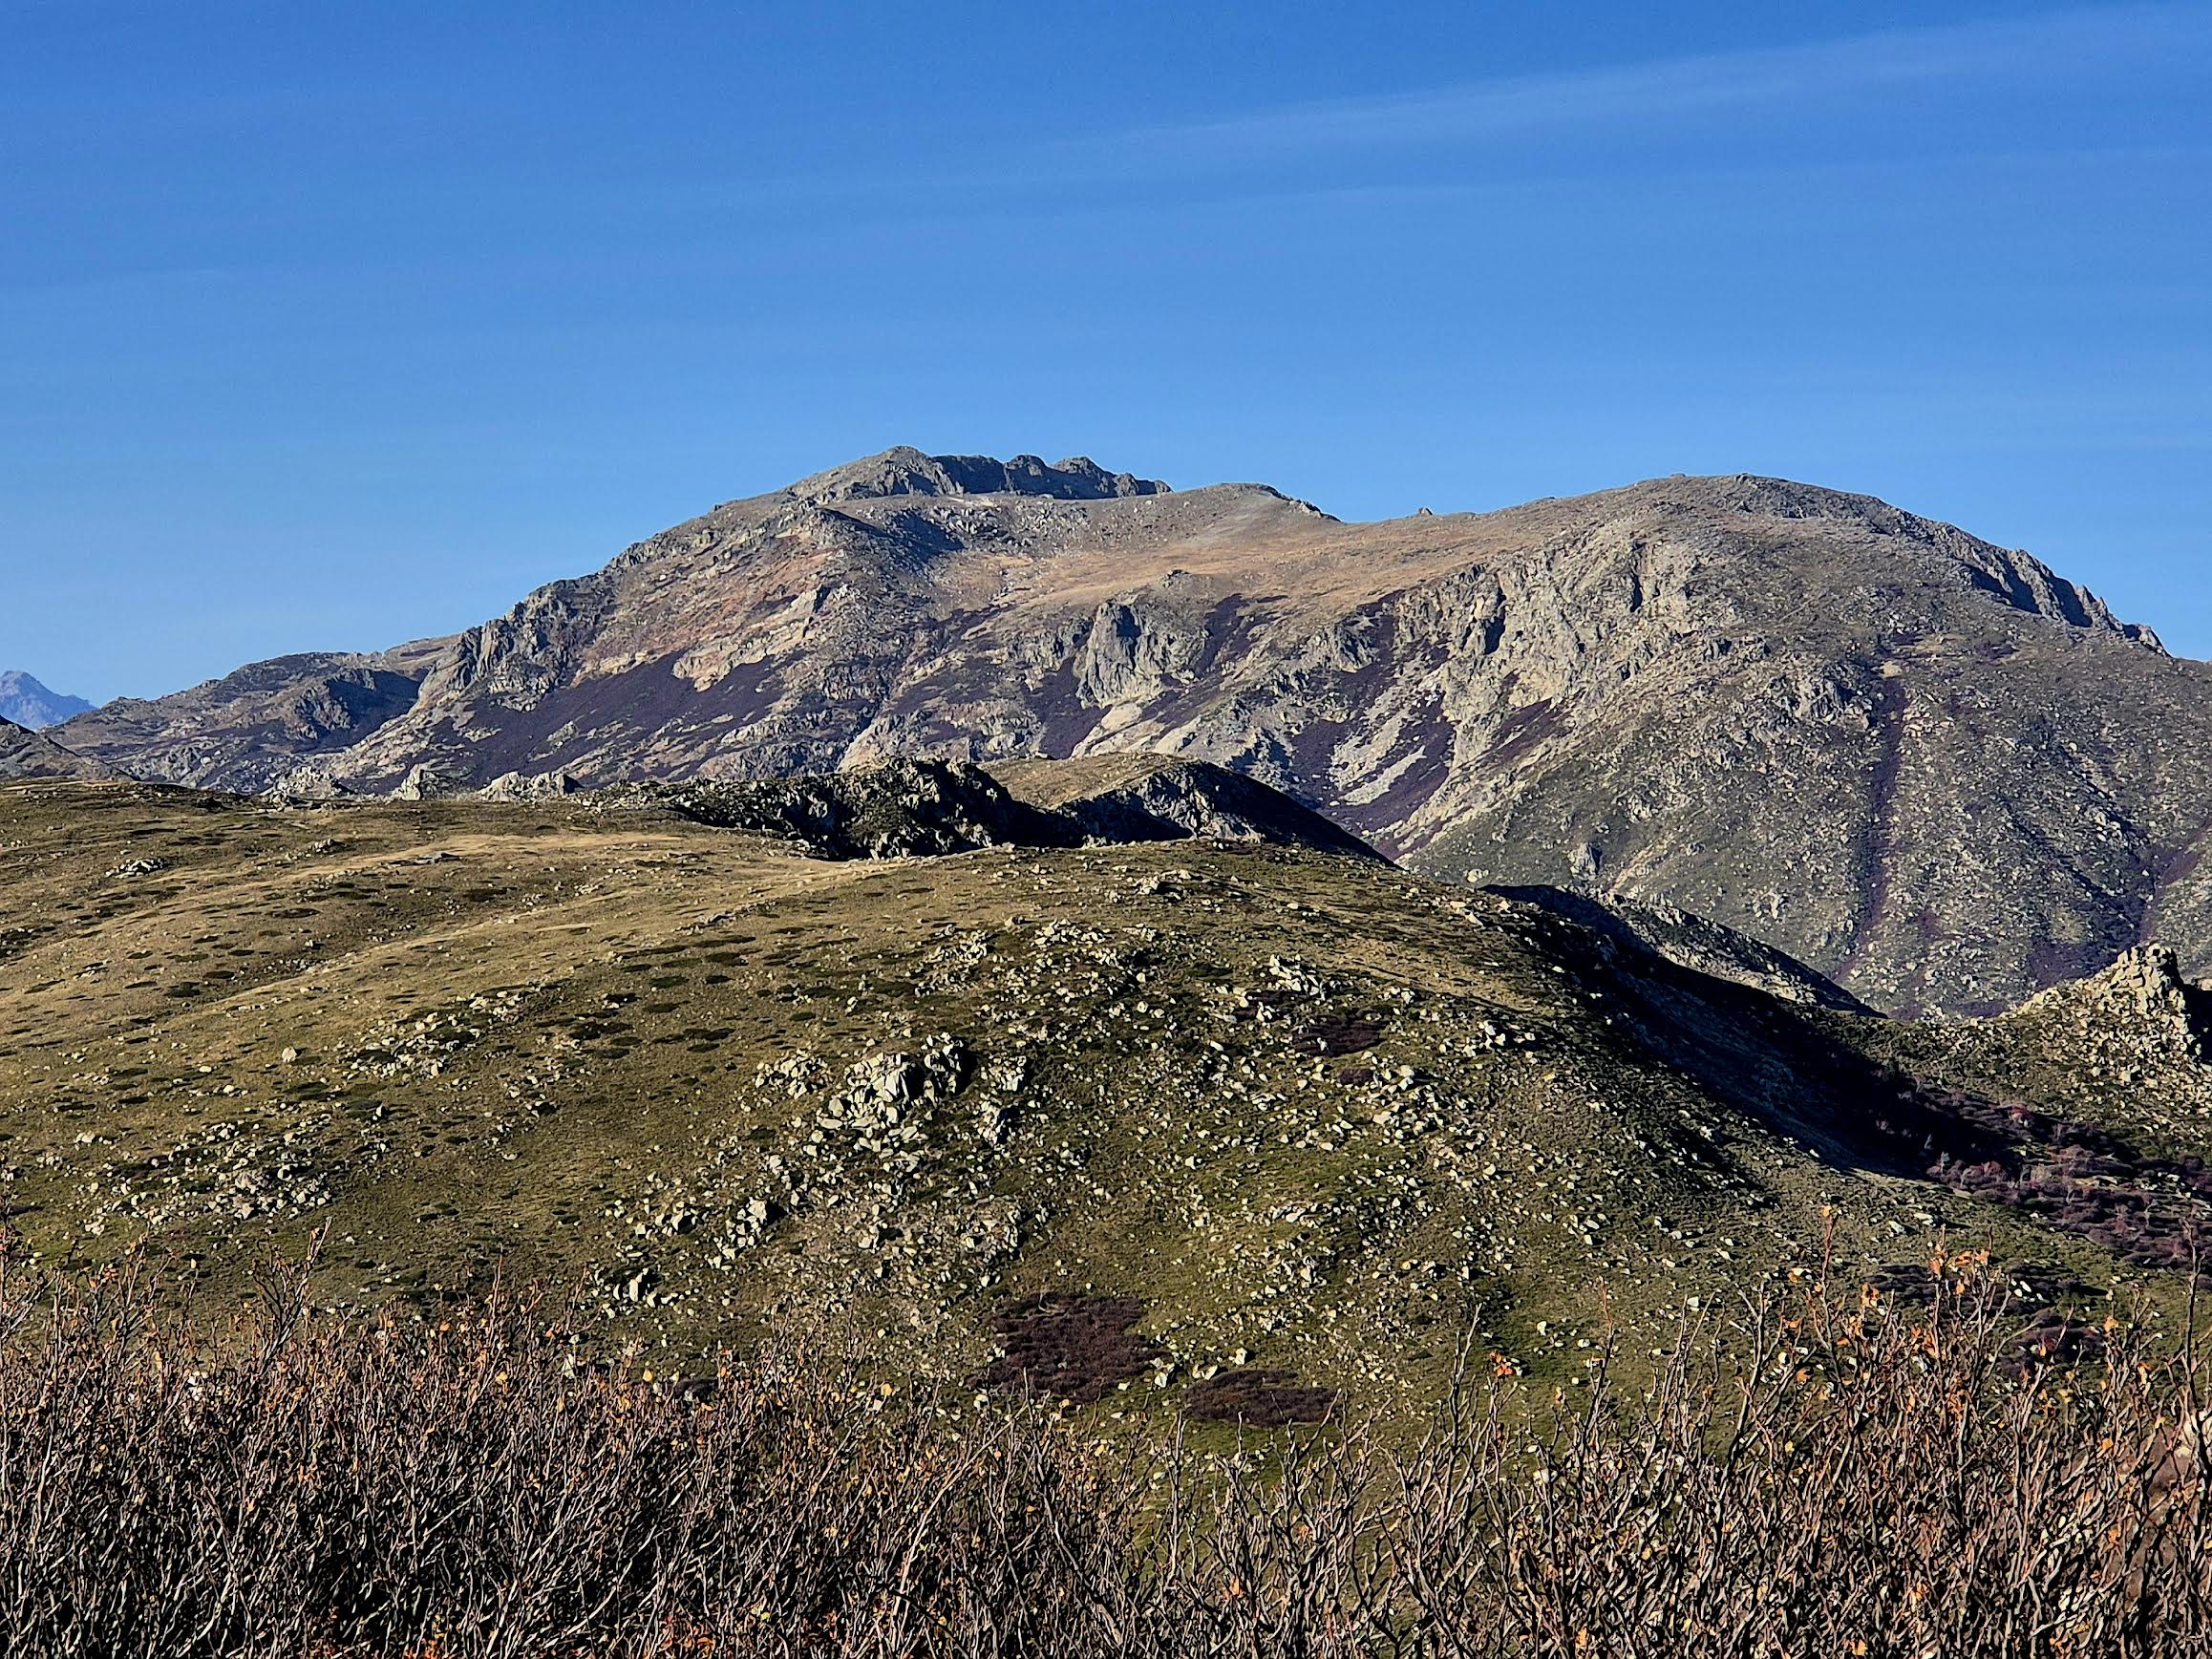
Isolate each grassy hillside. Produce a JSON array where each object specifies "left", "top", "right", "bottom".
[{"left": 1, "top": 776, "right": 2201, "bottom": 1422}]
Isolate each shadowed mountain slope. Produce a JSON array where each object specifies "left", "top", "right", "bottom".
[
  {"left": 0, "top": 717, "right": 117, "bottom": 781},
  {"left": 54, "top": 453, "right": 2212, "bottom": 1013}
]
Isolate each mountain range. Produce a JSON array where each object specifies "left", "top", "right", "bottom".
[{"left": 46, "top": 448, "right": 2212, "bottom": 1015}]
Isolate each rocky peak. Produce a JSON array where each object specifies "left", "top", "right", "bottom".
[
  {"left": 2013, "top": 944, "right": 2211, "bottom": 1070},
  {"left": 789, "top": 447, "right": 1168, "bottom": 504}
]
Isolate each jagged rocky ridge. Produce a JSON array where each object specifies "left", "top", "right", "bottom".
[
  {"left": 53, "top": 450, "right": 2212, "bottom": 1013},
  {"left": 590, "top": 756, "right": 1382, "bottom": 861}
]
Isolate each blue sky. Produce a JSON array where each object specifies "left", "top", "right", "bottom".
[{"left": 3, "top": 1, "right": 2207, "bottom": 701}]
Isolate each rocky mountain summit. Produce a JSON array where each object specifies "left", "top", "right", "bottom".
[
  {"left": 788, "top": 446, "right": 1169, "bottom": 503},
  {"left": 0, "top": 670, "right": 93, "bottom": 729},
  {"left": 53, "top": 451, "right": 2212, "bottom": 1014}
]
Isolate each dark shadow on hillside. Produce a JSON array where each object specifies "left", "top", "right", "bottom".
[{"left": 1498, "top": 885, "right": 2212, "bottom": 1271}]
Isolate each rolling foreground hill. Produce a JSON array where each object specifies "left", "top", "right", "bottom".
[
  {"left": 53, "top": 451, "right": 2212, "bottom": 1016},
  {"left": 5, "top": 770, "right": 2206, "bottom": 1420}
]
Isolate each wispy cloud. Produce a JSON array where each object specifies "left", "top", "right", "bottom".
[{"left": 1092, "top": 3, "right": 2211, "bottom": 172}]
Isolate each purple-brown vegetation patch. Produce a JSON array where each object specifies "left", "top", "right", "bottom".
[
  {"left": 1181, "top": 1369, "right": 1337, "bottom": 1428},
  {"left": 1886, "top": 1085, "right": 2212, "bottom": 1271},
  {"left": 972, "top": 1293, "right": 1163, "bottom": 1405},
  {"left": 2008, "top": 1308, "right": 2109, "bottom": 1374},
  {"left": 1861, "top": 1259, "right": 2108, "bottom": 1378},
  {"left": 1292, "top": 1010, "right": 1386, "bottom": 1056}
]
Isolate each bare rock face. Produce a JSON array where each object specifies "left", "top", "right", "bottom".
[
  {"left": 393, "top": 761, "right": 465, "bottom": 801},
  {"left": 476, "top": 770, "right": 579, "bottom": 801},
  {"left": 52, "top": 453, "right": 2212, "bottom": 1013}
]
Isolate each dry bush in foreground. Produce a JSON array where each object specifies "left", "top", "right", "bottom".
[{"left": 3, "top": 1247, "right": 2212, "bottom": 1656}]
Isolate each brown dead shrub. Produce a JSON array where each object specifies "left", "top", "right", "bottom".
[{"left": 4, "top": 1248, "right": 2212, "bottom": 1654}]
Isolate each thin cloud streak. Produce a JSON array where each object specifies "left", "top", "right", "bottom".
[
  {"left": 618, "top": 5, "right": 2212, "bottom": 220},
  {"left": 1095, "top": 3, "right": 2212, "bottom": 169}
]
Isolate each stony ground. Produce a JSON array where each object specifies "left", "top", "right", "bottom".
[{"left": 4, "top": 776, "right": 2204, "bottom": 1425}]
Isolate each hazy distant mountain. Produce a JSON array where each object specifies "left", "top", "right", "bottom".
[
  {"left": 0, "top": 670, "right": 93, "bottom": 730},
  {"left": 54, "top": 447, "right": 2212, "bottom": 1014}
]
